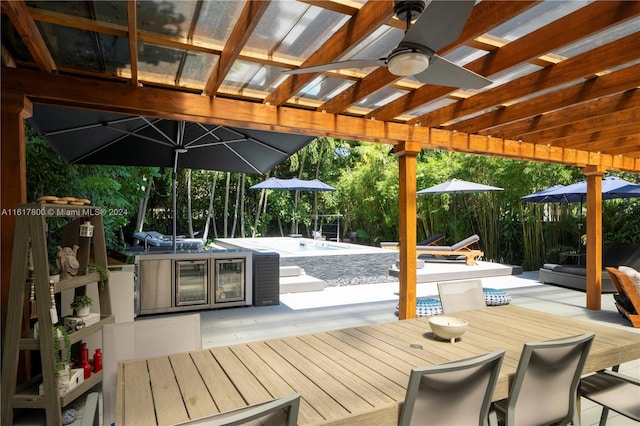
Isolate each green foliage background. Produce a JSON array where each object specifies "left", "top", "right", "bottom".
[{"left": 26, "top": 131, "right": 640, "bottom": 271}]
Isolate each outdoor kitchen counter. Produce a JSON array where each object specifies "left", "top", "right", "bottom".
[{"left": 116, "top": 305, "right": 640, "bottom": 425}]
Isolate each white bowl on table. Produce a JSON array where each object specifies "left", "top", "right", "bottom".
[{"left": 428, "top": 315, "right": 468, "bottom": 343}]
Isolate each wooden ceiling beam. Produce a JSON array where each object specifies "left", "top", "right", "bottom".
[
  {"left": 127, "top": 0, "right": 139, "bottom": 87},
  {"left": 551, "top": 123, "right": 640, "bottom": 149},
  {"left": 452, "top": 64, "right": 640, "bottom": 135},
  {"left": 318, "top": 0, "right": 538, "bottom": 114},
  {"left": 5, "top": 66, "right": 640, "bottom": 173},
  {"left": 1, "top": 43, "right": 16, "bottom": 68},
  {"left": 371, "top": 0, "right": 640, "bottom": 122},
  {"left": 419, "top": 32, "right": 639, "bottom": 128},
  {"left": 300, "top": 0, "right": 405, "bottom": 30},
  {"left": 1, "top": 0, "right": 56, "bottom": 72},
  {"left": 202, "top": 0, "right": 270, "bottom": 96},
  {"left": 590, "top": 135, "right": 640, "bottom": 156},
  {"left": 513, "top": 108, "right": 640, "bottom": 144},
  {"left": 479, "top": 89, "right": 640, "bottom": 139},
  {"left": 264, "top": 0, "right": 394, "bottom": 106}
]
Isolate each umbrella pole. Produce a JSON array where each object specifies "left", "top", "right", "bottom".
[{"left": 173, "top": 124, "right": 187, "bottom": 251}]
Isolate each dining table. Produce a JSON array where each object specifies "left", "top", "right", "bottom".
[{"left": 115, "top": 305, "right": 640, "bottom": 425}]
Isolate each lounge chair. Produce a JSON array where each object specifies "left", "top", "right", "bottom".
[
  {"left": 379, "top": 233, "right": 445, "bottom": 249},
  {"left": 605, "top": 266, "right": 640, "bottom": 327},
  {"left": 416, "top": 234, "right": 484, "bottom": 266}
]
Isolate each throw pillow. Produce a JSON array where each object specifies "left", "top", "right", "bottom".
[{"left": 618, "top": 265, "right": 640, "bottom": 295}]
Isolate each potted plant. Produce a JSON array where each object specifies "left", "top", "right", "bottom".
[
  {"left": 54, "top": 325, "right": 71, "bottom": 379},
  {"left": 70, "top": 295, "right": 92, "bottom": 317}
]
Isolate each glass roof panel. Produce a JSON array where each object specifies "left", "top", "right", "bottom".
[
  {"left": 489, "top": 1, "right": 592, "bottom": 41},
  {"left": 553, "top": 17, "right": 639, "bottom": 59},
  {"left": 355, "top": 86, "right": 409, "bottom": 109},
  {"left": 345, "top": 26, "right": 403, "bottom": 61},
  {"left": 136, "top": 42, "right": 184, "bottom": 85},
  {"left": 179, "top": 52, "right": 218, "bottom": 89},
  {"left": 406, "top": 97, "right": 458, "bottom": 117},
  {"left": 297, "top": 76, "right": 352, "bottom": 101},
  {"left": 93, "top": 1, "right": 128, "bottom": 26},
  {"left": 1, "top": 16, "right": 33, "bottom": 63},
  {"left": 221, "top": 60, "right": 266, "bottom": 93},
  {"left": 26, "top": 1, "right": 94, "bottom": 19},
  {"left": 243, "top": 1, "right": 346, "bottom": 60},
  {"left": 136, "top": 1, "right": 195, "bottom": 39},
  {"left": 36, "top": 22, "right": 103, "bottom": 71},
  {"left": 99, "top": 34, "right": 130, "bottom": 74},
  {"left": 275, "top": 4, "right": 349, "bottom": 59},
  {"left": 443, "top": 45, "right": 488, "bottom": 67},
  {"left": 193, "top": 1, "right": 243, "bottom": 45}
]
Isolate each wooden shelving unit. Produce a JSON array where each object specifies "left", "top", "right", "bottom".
[{"left": 1, "top": 203, "right": 114, "bottom": 426}]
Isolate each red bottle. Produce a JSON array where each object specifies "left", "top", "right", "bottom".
[
  {"left": 80, "top": 342, "right": 89, "bottom": 364},
  {"left": 93, "top": 348, "right": 102, "bottom": 373},
  {"left": 82, "top": 360, "right": 91, "bottom": 379}
]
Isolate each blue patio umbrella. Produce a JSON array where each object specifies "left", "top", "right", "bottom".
[{"left": 522, "top": 177, "right": 640, "bottom": 249}]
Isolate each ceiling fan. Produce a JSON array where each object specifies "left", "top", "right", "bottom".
[{"left": 283, "top": 0, "right": 491, "bottom": 89}]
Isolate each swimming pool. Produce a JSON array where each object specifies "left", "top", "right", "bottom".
[
  {"left": 214, "top": 237, "right": 385, "bottom": 256},
  {"left": 214, "top": 237, "right": 398, "bottom": 283}
]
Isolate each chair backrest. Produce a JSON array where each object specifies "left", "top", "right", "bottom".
[
  {"left": 399, "top": 350, "right": 505, "bottom": 426},
  {"left": 504, "top": 332, "right": 595, "bottom": 426},
  {"left": 450, "top": 234, "right": 480, "bottom": 251},
  {"left": 437, "top": 279, "right": 486, "bottom": 314},
  {"left": 418, "top": 233, "right": 445, "bottom": 246},
  {"left": 177, "top": 393, "right": 301, "bottom": 426}
]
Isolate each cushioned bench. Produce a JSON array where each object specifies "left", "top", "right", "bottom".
[{"left": 539, "top": 243, "right": 640, "bottom": 293}]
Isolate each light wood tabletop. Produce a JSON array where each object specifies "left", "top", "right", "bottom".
[{"left": 116, "top": 305, "right": 640, "bottom": 425}]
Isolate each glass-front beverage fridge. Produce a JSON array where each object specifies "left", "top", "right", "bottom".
[
  {"left": 214, "top": 258, "right": 245, "bottom": 305},
  {"left": 175, "top": 259, "right": 208, "bottom": 306}
]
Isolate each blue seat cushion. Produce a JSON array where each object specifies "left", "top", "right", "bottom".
[
  {"left": 396, "top": 297, "right": 443, "bottom": 317},
  {"left": 483, "top": 288, "right": 511, "bottom": 306},
  {"left": 395, "top": 289, "right": 511, "bottom": 317}
]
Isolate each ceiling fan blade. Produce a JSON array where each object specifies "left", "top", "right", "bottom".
[
  {"left": 282, "top": 59, "right": 385, "bottom": 75},
  {"left": 402, "top": 0, "right": 476, "bottom": 52},
  {"left": 414, "top": 55, "right": 491, "bottom": 89}
]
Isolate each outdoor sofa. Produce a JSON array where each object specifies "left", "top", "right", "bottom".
[{"left": 539, "top": 242, "right": 640, "bottom": 293}]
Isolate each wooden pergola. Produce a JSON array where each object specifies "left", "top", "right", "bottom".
[{"left": 2, "top": 1, "right": 640, "bottom": 332}]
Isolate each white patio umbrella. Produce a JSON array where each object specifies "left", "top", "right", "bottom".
[{"left": 417, "top": 178, "right": 504, "bottom": 240}]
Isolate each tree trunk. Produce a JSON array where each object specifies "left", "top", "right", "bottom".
[
  {"left": 252, "top": 171, "right": 270, "bottom": 237},
  {"left": 202, "top": 172, "right": 218, "bottom": 241},
  {"left": 239, "top": 174, "right": 246, "bottom": 238},
  {"left": 223, "top": 172, "right": 230, "bottom": 238},
  {"left": 231, "top": 175, "right": 240, "bottom": 237},
  {"left": 136, "top": 176, "right": 154, "bottom": 232},
  {"left": 186, "top": 169, "right": 194, "bottom": 238}
]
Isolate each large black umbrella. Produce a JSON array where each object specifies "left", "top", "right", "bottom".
[
  {"left": 417, "top": 178, "right": 503, "bottom": 240},
  {"left": 250, "top": 177, "right": 336, "bottom": 235},
  {"left": 28, "top": 104, "right": 315, "bottom": 249}
]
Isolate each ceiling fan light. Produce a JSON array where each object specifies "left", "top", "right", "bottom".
[{"left": 388, "top": 51, "right": 429, "bottom": 76}]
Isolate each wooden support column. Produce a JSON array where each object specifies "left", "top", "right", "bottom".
[
  {"left": 1, "top": 92, "right": 31, "bottom": 335},
  {"left": 583, "top": 166, "right": 604, "bottom": 310},
  {"left": 395, "top": 141, "right": 421, "bottom": 320}
]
